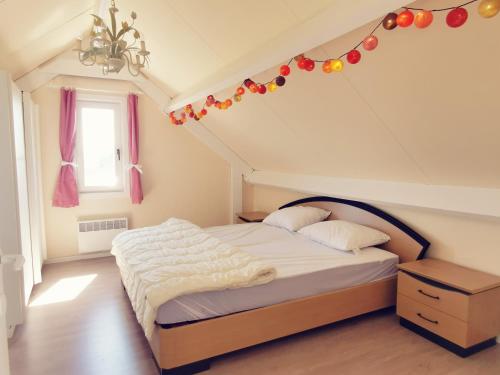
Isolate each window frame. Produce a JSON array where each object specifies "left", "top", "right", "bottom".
[{"left": 75, "top": 93, "right": 129, "bottom": 198}]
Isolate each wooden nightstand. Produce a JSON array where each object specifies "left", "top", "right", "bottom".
[
  {"left": 397, "top": 259, "right": 500, "bottom": 357},
  {"left": 236, "top": 211, "right": 268, "bottom": 223}
]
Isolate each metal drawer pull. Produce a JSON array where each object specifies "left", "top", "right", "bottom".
[
  {"left": 418, "top": 289, "right": 440, "bottom": 300},
  {"left": 417, "top": 313, "right": 439, "bottom": 324}
]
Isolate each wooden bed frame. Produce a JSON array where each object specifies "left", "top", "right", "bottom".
[{"left": 148, "top": 196, "right": 430, "bottom": 374}]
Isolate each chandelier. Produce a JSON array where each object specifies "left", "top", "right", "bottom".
[{"left": 77, "top": 0, "right": 150, "bottom": 76}]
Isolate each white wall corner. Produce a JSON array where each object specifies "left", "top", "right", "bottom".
[
  {"left": 230, "top": 167, "right": 244, "bottom": 223},
  {"left": 133, "top": 74, "right": 252, "bottom": 223},
  {"left": 246, "top": 170, "right": 500, "bottom": 218}
]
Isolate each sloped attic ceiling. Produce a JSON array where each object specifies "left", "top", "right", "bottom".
[
  {"left": 194, "top": 1, "right": 500, "bottom": 189},
  {"left": 2, "top": 0, "right": 498, "bottom": 191},
  {"left": 0, "top": 0, "right": 99, "bottom": 79},
  {"left": 0, "top": 0, "right": 339, "bottom": 88}
]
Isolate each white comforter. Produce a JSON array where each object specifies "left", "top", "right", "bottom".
[{"left": 111, "top": 218, "right": 276, "bottom": 338}]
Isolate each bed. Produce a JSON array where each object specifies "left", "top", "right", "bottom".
[{"left": 116, "top": 196, "right": 430, "bottom": 374}]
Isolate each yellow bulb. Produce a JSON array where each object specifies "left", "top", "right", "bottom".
[
  {"left": 268, "top": 82, "right": 278, "bottom": 92},
  {"left": 478, "top": 0, "right": 500, "bottom": 18},
  {"left": 330, "top": 59, "right": 344, "bottom": 72},
  {"left": 234, "top": 94, "right": 242, "bottom": 102}
]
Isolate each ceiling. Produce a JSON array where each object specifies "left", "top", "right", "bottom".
[
  {"left": 0, "top": 0, "right": 338, "bottom": 90},
  {"left": 0, "top": 0, "right": 98, "bottom": 79},
  {"left": 196, "top": 4, "right": 500, "bottom": 188},
  {"left": 1, "top": 0, "right": 499, "bottom": 190}
]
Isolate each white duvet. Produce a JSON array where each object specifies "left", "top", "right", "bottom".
[{"left": 111, "top": 218, "right": 276, "bottom": 338}]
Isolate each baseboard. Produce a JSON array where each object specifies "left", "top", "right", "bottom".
[{"left": 44, "top": 250, "right": 112, "bottom": 264}]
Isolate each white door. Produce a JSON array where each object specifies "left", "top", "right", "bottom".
[
  {"left": 11, "top": 83, "right": 34, "bottom": 305},
  {"left": 0, "top": 72, "right": 25, "bottom": 335},
  {"left": 0, "top": 255, "right": 12, "bottom": 375},
  {"left": 23, "top": 94, "right": 43, "bottom": 285},
  {"left": 0, "top": 251, "right": 24, "bottom": 375}
]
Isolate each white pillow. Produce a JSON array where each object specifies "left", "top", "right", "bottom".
[
  {"left": 298, "top": 220, "right": 390, "bottom": 252},
  {"left": 263, "top": 206, "right": 331, "bottom": 232}
]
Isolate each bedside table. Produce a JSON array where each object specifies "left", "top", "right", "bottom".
[
  {"left": 236, "top": 211, "right": 268, "bottom": 223},
  {"left": 397, "top": 258, "right": 500, "bottom": 357}
]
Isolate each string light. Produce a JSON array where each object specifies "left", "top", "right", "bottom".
[{"left": 170, "top": 0, "right": 495, "bottom": 126}]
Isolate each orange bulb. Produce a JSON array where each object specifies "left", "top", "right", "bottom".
[
  {"left": 322, "top": 60, "right": 333, "bottom": 73},
  {"left": 414, "top": 10, "right": 433, "bottom": 28}
]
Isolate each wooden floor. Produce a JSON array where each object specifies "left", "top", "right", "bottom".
[{"left": 9, "top": 257, "right": 500, "bottom": 375}]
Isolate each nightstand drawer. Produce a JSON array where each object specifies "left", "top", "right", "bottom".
[
  {"left": 398, "top": 271, "right": 469, "bottom": 321},
  {"left": 397, "top": 294, "right": 468, "bottom": 347}
]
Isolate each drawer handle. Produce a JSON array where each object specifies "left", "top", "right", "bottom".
[
  {"left": 417, "top": 312, "right": 439, "bottom": 325},
  {"left": 418, "top": 289, "right": 440, "bottom": 300}
]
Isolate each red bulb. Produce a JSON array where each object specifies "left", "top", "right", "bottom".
[
  {"left": 225, "top": 99, "right": 232, "bottom": 107},
  {"left": 446, "top": 7, "right": 468, "bottom": 28},
  {"left": 201, "top": 109, "right": 207, "bottom": 115},
  {"left": 347, "top": 50, "right": 361, "bottom": 64},
  {"left": 397, "top": 10, "right": 414, "bottom": 27},
  {"left": 304, "top": 59, "right": 315, "bottom": 71},
  {"left": 258, "top": 84, "right": 267, "bottom": 94},
  {"left": 280, "top": 65, "right": 291, "bottom": 76},
  {"left": 297, "top": 58, "right": 307, "bottom": 70},
  {"left": 236, "top": 87, "right": 245, "bottom": 95}
]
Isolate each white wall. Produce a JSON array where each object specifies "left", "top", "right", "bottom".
[
  {"left": 33, "top": 76, "right": 232, "bottom": 260},
  {"left": 244, "top": 183, "right": 500, "bottom": 276}
]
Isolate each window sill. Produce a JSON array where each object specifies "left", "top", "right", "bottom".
[{"left": 79, "top": 191, "right": 129, "bottom": 200}]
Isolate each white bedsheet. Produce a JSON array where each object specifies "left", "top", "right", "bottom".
[{"left": 156, "top": 223, "right": 398, "bottom": 324}]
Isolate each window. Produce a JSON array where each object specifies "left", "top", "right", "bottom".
[{"left": 76, "top": 95, "right": 127, "bottom": 194}]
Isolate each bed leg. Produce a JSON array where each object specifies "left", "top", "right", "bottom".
[{"left": 159, "top": 359, "right": 211, "bottom": 375}]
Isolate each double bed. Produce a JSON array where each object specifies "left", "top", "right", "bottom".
[{"left": 113, "top": 196, "right": 430, "bottom": 374}]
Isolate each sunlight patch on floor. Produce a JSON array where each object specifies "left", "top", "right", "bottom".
[{"left": 30, "top": 274, "right": 97, "bottom": 307}]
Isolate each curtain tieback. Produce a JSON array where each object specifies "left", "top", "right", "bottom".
[
  {"left": 129, "top": 164, "right": 143, "bottom": 174},
  {"left": 61, "top": 161, "right": 77, "bottom": 167}
]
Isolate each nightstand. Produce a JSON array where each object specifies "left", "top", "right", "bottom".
[
  {"left": 397, "top": 258, "right": 500, "bottom": 357},
  {"left": 236, "top": 211, "right": 268, "bottom": 223}
]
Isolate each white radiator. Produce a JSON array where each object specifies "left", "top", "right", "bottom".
[{"left": 77, "top": 218, "right": 128, "bottom": 253}]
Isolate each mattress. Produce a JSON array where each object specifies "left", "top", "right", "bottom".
[{"left": 156, "top": 223, "right": 398, "bottom": 324}]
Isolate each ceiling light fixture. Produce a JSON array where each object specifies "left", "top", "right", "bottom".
[{"left": 76, "top": 0, "right": 150, "bottom": 76}]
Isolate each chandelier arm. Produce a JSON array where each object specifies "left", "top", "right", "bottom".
[
  {"left": 109, "top": 7, "right": 117, "bottom": 38},
  {"left": 124, "top": 53, "right": 140, "bottom": 77},
  {"left": 106, "top": 27, "right": 114, "bottom": 41}
]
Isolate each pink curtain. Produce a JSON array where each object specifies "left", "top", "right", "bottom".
[
  {"left": 52, "top": 88, "right": 79, "bottom": 207},
  {"left": 128, "top": 94, "right": 143, "bottom": 204}
]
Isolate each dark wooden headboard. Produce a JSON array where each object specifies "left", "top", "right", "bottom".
[{"left": 280, "top": 196, "right": 430, "bottom": 263}]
